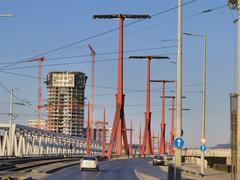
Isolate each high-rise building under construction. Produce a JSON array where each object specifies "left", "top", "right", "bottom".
[{"left": 46, "top": 71, "right": 87, "bottom": 137}]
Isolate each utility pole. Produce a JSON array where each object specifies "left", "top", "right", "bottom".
[
  {"left": 236, "top": 2, "right": 240, "bottom": 177},
  {"left": 175, "top": 0, "right": 183, "bottom": 178},
  {"left": 151, "top": 80, "right": 175, "bottom": 154},
  {"left": 93, "top": 14, "right": 150, "bottom": 158},
  {"left": 228, "top": 1, "right": 240, "bottom": 179},
  {"left": 183, "top": 32, "right": 207, "bottom": 175},
  {"left": 201, "top": 34, "right": 207, "bottom": 176},
  {"left": 88, "top": 45, "right": 96, "bottom": 141},
  {"left": 129, "top": 56, "right": 169, "bottom": 155}
]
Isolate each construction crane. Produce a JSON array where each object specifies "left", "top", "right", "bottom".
[{"left": 27, "top": 57, "right": 45, "bottom": 129}]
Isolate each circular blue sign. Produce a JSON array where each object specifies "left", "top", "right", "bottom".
[
  {"left": 174, "top": 138, "right": 184, "bottom": 148},
  {"left": 200, "top": 145, "right": 207, "bottom": 152}
]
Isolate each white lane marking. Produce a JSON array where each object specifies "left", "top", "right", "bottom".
[{"left": 134, "top": 169, "right": 158, "bottom": 180}]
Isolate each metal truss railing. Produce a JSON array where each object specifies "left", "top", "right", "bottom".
[{"left": 0, "top": 123, "right": 102, "bottom": 157}]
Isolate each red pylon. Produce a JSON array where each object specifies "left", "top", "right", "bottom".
[
  {"left": 160, "top": 81, "right": 166, "bottom": 154},
  {"left": 129, "top": 120, "right": 133, "bottom": 156},
  {"left": 158, "top": 131, "right": 160, "bottom": 155},
  {"left": 139, "top": 123, "right": 142, "bottom": 154},
  {"left": 170, "top": 96, "right": 175, "bottom": 155},
  {"left": 93, "top": 14, "right": 150, "bottom": 158},
  {"left": 102, "top": 108, "right": 106, "bottom": 157},
  {"left": 129, "top": 56, "right": 169, "bottom": 155},
  {"left": 152, "top": 129, "right": 155, "bottom": 153},
  {"left": 150, "top": 80, "right": 175, "bottom": 154},
  {"left": 86, "top": 102, "right": 91, "bottom": 156}
]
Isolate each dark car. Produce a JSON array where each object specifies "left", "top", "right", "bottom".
[{"left": 152, "top": 155, "right": 164, "bottom": 166}]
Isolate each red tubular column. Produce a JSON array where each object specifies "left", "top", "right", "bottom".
[
  {"left": 130, "top": 120, "right": 132, "bottom": 155},
  {"left": 139, "top": 123, "right": 142, "bottom": 154},
  {"left": 169, "top": 97, "right": 175, "bottom": 155},
  {"left": 116, "top": 15, "right": 124, "bottom": 156},
  {"left": 152, "top": 129, "right": 154, "bottom": 153},
  {"left": 86, "top": 102, "right": 91, "bottom": 156},
  {"left": 158, "top": 132, "right": 160, "bottom": 155},
  {"left": 102, "top": 108, "right": 106, "bottom": 157},
  {"left": 141, "top": 57, "right": 153, "bottom": 155},
  {"left": 160, "top": 81, "right": 166, "bottom": 154}
]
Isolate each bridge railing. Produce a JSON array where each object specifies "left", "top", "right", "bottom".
[{"left": 0, "top": 123, "right": 102, "bottom": 157}]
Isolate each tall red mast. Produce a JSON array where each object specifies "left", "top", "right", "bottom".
[
  {"left": 102, "top": 108, "right": 106, "bottom": 157},
  {"left": 129, "top": 56, "right": 169, "bottom": 155},
  {"left": 150, "top": 80, "right": 175, "bottom": 154},
  {"left": 93, "top": 14, "right": 150, "bottom": 158}
]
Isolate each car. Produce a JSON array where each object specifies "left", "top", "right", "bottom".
[
  {"left": 80, "top": 156, "right": 99, "bottom": 171},
  {"left": 152, "top": 155, "right": 164, "bottom": 166}
]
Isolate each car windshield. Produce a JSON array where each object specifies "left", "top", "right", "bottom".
[
  {"left": 83, "top": 157, "right": 96, "bottom": 161},
  {"left": 154, "top": 156, "right": 164, "bottom": 160}
]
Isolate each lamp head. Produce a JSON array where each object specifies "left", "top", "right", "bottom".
[{"left": 228, "top": 0, "right": 237, "bottom": 10}]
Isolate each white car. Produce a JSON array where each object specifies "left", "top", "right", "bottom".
[{"left": 80, "top": 156, "right": 99, "bottom": 171}]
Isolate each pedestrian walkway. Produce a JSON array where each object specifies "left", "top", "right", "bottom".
[
  {"left": 160, "top": 163, "right": 231, "bottom": 180},
  {"left": 184, "top": 164, "right": 231, "bottom": 180}
]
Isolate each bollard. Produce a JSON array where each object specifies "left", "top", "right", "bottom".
[
  {"left": 175, "top": 166, "right": 182, "bottom": 180},
  {"left": 168, "top": 163, "right": 175, "bottom": 180}
]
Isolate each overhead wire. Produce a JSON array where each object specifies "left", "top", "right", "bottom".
[
  {"left": 48, "top": 3, "right": 226, "bottom": 56},
  {"left": 0, "top": 0, "right": 199, "bottom": 70},
  {"left": 0, "top": 2, "right": 226, "bottom": 70},
  {"left": 2, "top": 46, "right": 177, "bottom": 70},
  {"left": 0, "top": 81, "right": 48, "bottom": 118}
]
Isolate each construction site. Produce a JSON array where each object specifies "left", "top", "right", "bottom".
[{"left": 45, "top": 71, "right": 87, "bottom": 137}]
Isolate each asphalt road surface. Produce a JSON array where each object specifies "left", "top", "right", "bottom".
[{"left": 44, "top": 158, "right": 155, "bottom": 180}]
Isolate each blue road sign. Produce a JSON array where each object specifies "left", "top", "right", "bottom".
[
  {"left": 200, "top": 145, "right": 207, "bottom": 152},
  {"left": 174, "top": 138, "right": 184, "bottom": 148}
]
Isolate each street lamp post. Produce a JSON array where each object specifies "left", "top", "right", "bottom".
[
  {"left": 175, "top": 1, "right": 183, "bottom": 179},
  {"left": 183, "top": 32, "right": 207, "bottom": 176},
  {"left": 227, "top": 1, "right": 240, "bottom": 179}
]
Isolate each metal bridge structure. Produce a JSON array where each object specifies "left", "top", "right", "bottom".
[{"left": 0, "top": 123, "right": 102, "bottom": 157}]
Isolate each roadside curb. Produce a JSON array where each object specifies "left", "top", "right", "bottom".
[
  {"left": 134, "top": 169, "right": 159, "bottom": 180},
  {"left": 159, "top": 165, "right": 201, "bottom": 179}
]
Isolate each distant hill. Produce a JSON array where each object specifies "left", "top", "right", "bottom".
[{"left": 213, "top": 144, "right": 231, "bottom": 149}]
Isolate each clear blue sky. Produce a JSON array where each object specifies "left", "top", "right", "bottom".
[{"left": 0, "top": 0, "right": 236, "bottom": 148}]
